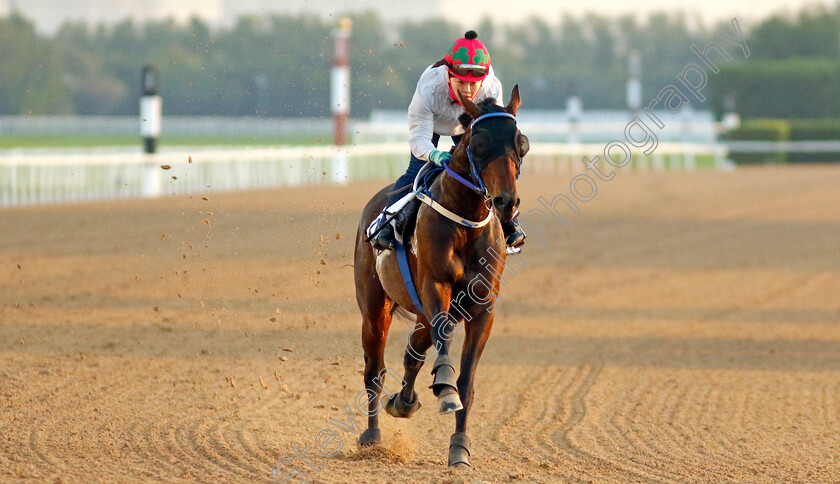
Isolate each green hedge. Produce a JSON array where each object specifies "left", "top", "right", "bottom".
[
  {"left": 711, "top": 59, "right": 840, "bottom": 120},
  {"left": 721, "top": 119, "right": 790, "bottom": 164},
  {"left": 722, "top": 118, "right": 840, "bottom": 164},
  {"left": 788, "top": 119, "right": 840, "bottom": 162}
]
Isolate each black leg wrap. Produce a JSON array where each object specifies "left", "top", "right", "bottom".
[
  {"left": 448, "top": 432, "right": 471, "bottom": 467},
  {"left": 358, "top": 428, "right": 382, "bottom": 446},
  {"left": 384, "top": 391, "right": 422, "bottom": 418},
  {"left": 429, "top": 355, "right": 458, "bottom": 397}
]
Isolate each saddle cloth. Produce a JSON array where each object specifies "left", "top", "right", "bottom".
[{"left": 365, "top": 162, "right": 442, "bottom": 243}]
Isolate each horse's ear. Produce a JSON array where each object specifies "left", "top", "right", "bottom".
[
  {"left": 516, "top": 130, "right": 530, "bottom": 158},
  {"left": 457, "top": 90, "right": 483, "bottom": 119},
  {"left": 506, "top": 84, "right": 521, "bottom": 116}
]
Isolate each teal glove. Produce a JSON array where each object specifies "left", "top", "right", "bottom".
[{"left": 428, "top": 150, "right": 452, "bottom": 166}]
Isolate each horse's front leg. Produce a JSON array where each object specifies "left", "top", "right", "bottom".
[
  {"left": 449, "top": 312, "right": 495, "bottom": 468},
  {"left": 420, "top": 279, "right": 464, "bottom": 414}
]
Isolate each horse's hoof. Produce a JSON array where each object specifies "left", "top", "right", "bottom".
[
  {"left": 385, "top": 391, "right": 421, "bottom": 418},
  {"left": 358, "top": 428, "right": 381, "bottom": 446},
  {"left": 448, "top": 432, "right": 471, "bottom": 468},
  {"left": 438, "top": 387, "right": 463, "bottom": 414}
]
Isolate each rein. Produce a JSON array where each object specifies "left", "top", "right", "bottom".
[
  {"left": 444, "top": 111, "right": 520, "bottom": 198},
  {"left": 422, "top": 111, "right": 522, "bottom": 229}
]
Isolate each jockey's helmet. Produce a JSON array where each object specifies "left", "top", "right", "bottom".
[{"left": 445, "top": 30, "right": 490, "bottom": 82}]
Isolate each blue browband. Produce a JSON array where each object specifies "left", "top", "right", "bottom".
[{"left": 469, "top": 111, "right": 517, "bottom": 129}]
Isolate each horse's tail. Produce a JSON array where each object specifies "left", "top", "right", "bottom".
[{"left": 391, "top": 305, "right": 417, "bottom": 325}]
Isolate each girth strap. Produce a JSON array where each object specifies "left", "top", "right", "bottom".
[{"left": 393, "top": 239, "right": 425, "bottom": 316}]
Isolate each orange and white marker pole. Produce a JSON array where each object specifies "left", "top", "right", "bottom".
[{"left": 331, "top": 18, "right": 352, "bottom": 146}]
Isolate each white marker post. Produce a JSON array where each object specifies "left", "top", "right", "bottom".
[
  {"left": 722, "top": 93, "right": 740, "bottom": 130},
  {"left": 626, "top": 51, "right": 642, "bottom": 170},
  {"left": 330, "top": 18, "right": 352, "bottom": 184},
  {"left": 140, "top": 65, "right": 162, "bottom": 197},
  {"left": 627, "top": 51, "right": 642, "bottom": 114},
  {"left": 566, "top": 94, "right": 582, "bottom": 147}
]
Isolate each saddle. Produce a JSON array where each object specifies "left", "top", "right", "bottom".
[
  {"left": 372, "top": 162, "right": 443, "bottom": 246},
  {"left": 399, "top": 163, "right": 444, "bottom": 243}
]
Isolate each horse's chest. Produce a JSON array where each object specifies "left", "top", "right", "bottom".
[{"left": 460, "top": 262, "right": 500, "bottom": 289}]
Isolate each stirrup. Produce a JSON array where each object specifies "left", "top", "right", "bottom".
[
  {"left": 371, "top": 223, "right": 394, "bottom": 250},
  {"left": 367, "top": 212, "right": 392, "bottom": 245}
]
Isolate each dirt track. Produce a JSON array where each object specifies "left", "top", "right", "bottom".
[{"left": 2, "top": 165, "right": 840, "bottom": 483}]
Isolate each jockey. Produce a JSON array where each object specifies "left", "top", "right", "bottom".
[{"left": 369, "top": 30, "right": 527, "bottom": 251}]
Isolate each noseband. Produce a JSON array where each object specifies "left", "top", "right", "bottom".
[{"left": 442, "top": 111, "right": 522, "bottom": 197}]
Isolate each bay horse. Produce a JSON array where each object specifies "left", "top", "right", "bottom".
[{"left": 353, "top": 86, "right": 529, "bottom": 468}]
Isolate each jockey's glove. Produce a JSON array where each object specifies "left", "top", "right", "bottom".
[{"left": 428, "top": 150, "right": 452, "bottom": 166}]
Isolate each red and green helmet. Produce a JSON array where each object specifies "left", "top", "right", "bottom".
[{"left": 444, "top": 30, "right": 490, "bottom": 81}]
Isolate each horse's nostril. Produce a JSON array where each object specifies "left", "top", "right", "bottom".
[
  {"left": 493, "top": 196, "right": 506, "bottom": 208},
  {"left": 515, "top": 197, "right": 521, "bottom": 209}
]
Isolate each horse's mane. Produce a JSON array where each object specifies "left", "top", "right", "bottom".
[{"left": 458, "top": 98, "right": 504, "bottom": 128}]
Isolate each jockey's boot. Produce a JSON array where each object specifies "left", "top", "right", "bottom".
[
  {"left": 501, "top": 216, "right": 526, "bottom": 250},
  {"left": 371, "top": 198, "right": 421, "bottom": 250},
  {"left": 371, "top": 214, "right": 395, "bottom": 250},
  {"left": 395, "top": 197, "right": 422, "bottom": 237}
]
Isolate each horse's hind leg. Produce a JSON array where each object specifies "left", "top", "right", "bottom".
[
  {"left": 358, "top": 292, "right": 393, "bottom": 446},
  {"left": 385, "top": 315, "right": 432, "bottom": 418}
]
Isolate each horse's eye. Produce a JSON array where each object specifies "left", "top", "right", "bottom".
[{"left": 470, "top": 129, "right": 492, "bottom": 159}]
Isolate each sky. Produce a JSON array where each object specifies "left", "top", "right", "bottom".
[
  {"left": 446, "top": 0, "right": 836, "bottom": 28},
  {"left": 0, "top": 0, "right": 835, "bottom": 34}
]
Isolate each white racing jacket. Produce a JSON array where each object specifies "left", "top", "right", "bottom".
[{"left": 407, "top": 64, "right": 503, "bottom": 161}]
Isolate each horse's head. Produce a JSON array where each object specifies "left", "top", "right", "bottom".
[{"left": 456, "top": 85, "right": 530, "bottom": 223}]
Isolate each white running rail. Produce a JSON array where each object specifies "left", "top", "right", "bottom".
[{"left": 0, "top": 143, "right": 732, "bottom": 208}]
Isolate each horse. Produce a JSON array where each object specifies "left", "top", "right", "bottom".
[{"left": 353, "top": 85, "right": 529, "bottom": 468}]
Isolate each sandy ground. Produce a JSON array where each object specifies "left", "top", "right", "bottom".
[{"left": 1, "top": 165, "right": 840, "bottom": 483}]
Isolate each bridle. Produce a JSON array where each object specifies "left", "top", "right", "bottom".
[{"left": 442, "top": 111, "right": 523, "bottom": 198}]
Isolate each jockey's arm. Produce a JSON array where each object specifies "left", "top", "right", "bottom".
[{"left": 407, "top": 90, "right": 437, "bottom": 162}]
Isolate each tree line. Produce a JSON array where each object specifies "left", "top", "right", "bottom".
[
  {"left": 0, "top": 5, "right": 836, "bottom": 118},
  {"left": 710, "top": 5, "right": 840, "bottom": 119}
]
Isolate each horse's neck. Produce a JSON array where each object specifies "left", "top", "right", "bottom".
[{"left": 436, "top": 152, "right": 490, "bottom": 222}]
